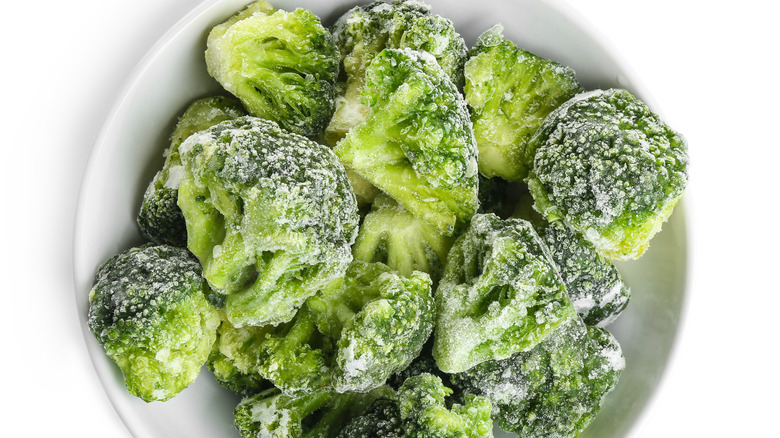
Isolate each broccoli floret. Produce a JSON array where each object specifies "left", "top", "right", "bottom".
[
  {"left": 207, "top": 315, "right": 272, "bottom": 396},
  {"left": 398, "top": 373, "right": 494, "bottom": 438},
  {"left": 234, "top": 386, "right": 393, "bottom": 438},
  {"left": 307, "top": 261, "right": 435, "bottom": 393},
  {"left": 87, "top": 244, "right": 220, "bottom": 402},
  {"left": 137, "top": 96, "right": 246, "bottom": 247},
  {"left": 337, "top": 398, "right": 404, "bottom": 438},
  {"left": 177, "top": 116, "right": 359, "bottom": 327},
  {"left": 433, "top": 214, "right": 575, "bottom": 373},
  {"left": 205, "top": 0, "right": 339, "bottom": 137},
  {"left": 537, "top": 220, "right": 630, "bottom": 326},
  {"left": 326, "top": 0, "right": 468, "bottom": 144},
  {"left": 465, "top": 25, "right": 582, "bottom": 181},
  {"left": 352, "top": 194, "right": 455, "bottom": 284},
  {"left": 451, "top": 317, "right": 625, "bottom": 437},
  {"left": 526, "top": 88, "right": 689, "bottom": 260},
  {"left": 333, "top": 48, "right": 479, "bottom": 236}
]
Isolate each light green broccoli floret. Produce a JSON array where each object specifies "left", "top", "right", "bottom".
[
  {"left": 206, "top": 0, "right": 339, "bottom": 137},
  {"left": 352, "top": 194, "right": 455, "bottom": 284},
  {"left": 433, "top": 214, "right": 576, "bottom": 373},
  {"left": 207, "top": 315, "right": 272, "bottom": 396},
  {"left": 177, "top": 116, "right": 359, "bottom": 327},
  {"left": 398, "top": 373, "right": 494, "bottom": 438},
  {"left": 451, "top": 317, "right": 625, "bottom": 437},
  {"left": 333, "top": 48, "right": 479, "bottom": 236},
  {"left": 87, "top": 244, "right": 220, "bottom": 402},
  {"left": 234, "top": 386, "right": 393, "bottom": 438},
  {"left": 465, "top": 25, "right": 582, "bottom": 181},
  {"left": 326, "top": 0, "right": 467, "bottom": 144},
  {"left": 137, "top": 96, "right": 246, "bottom": 247},
  {"left": 307, "top": 261, "right": 435, "bottom": 393},
  {"left": 525, "top": 88, "right": 689, "bottom": 260}
]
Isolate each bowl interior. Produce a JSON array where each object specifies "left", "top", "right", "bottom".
[{"left": 74, "top": 0, "right": 687, "bottom": 436}]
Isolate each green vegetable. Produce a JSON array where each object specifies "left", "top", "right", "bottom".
[
  {"left": 177, "top": 116, "right": 359, "bottom": 327},
  {"left": 137, "top": 96, "right": 245, "bottom": 247},
  {"left": 234, "top": 386, "right": 393, "bottom": 438},
  {"left": 451, "top": 317, "right": 625, "bottom": 437},
  {"left": 308, "top": 261, "right": 435, "bottom": 393},
  {"left": 465, "top": 25, "right": 581, "bottom": 181},
  {"left": 207, "top": 315, "right": 272, "bottom": 396},
  {"left": 333, "top": 48, "right": 479, "bottom": 236},
  {"left": 337, "top": 398, "right": 404, "bottom": 438},
  {"left": 352, "top": 194, "right": 455, "bottom": 284},
  {"left": 433, "top": 214, "right": 575, "bottom": 373},
  {"left": 526, "top": 88, "right": 688, "bottom": 259},
  {"left": 87, "top": 244, "right": 220, "bottom": 402},
  {"left": 326, "top": 0, "right": 467, "bottom": 144},
  {"left": 206, "top": 0, "right": 339, "bottom": 137}
]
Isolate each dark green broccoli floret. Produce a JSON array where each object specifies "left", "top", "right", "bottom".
[
  {"left": 337, "top": 398, "right": 404, "bottom": 438},
  {"left": 433, "top": 214, "right": 575, "bottom": 373},
  {"left": 307, "top": 261, "right": 434, "bottom": 393},
  {"left": 333, "top": 48, "right": 479, "bottom": 236},
  {"left": 234, "top": 386, "right": 393, "bottom": 438},
  {"left": 206, "top": 0, "right": 339, "bottom": 137},
  {"left": 326, "top": 0, "right": 467, "bottom": 144},
  {"left": 537, "top": 220, "right": 630, "bottom": 326},
  {"left": 177, "top": 116, "right": 359, "bottom": 327},
  {"left": 451, "top": 317, "right": 625, "bottom": 437},
  {"left": 88, "top": 244, "right": 220, "bottom": 402},
  {"left": 352, "top": 194, "right": 455, "bottom": 284},
  {"left": 137, "top": 96, "right": 246, "bottom": 247},
  {"left": 526, "top": 88, "right": 689, "bottom": 259},
  {"left": 398, "top": 373, "right": 494, "bottom": 438},
  {"left": 465, "top": 25, "right": 581, "bottom": 181},
  {"left": 207, "top": 315, "right": 272, "bottom": 396}
]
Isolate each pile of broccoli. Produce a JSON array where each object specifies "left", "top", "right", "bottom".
[{"left": 88, "top": 0, "right": 688, "bottom": 436}]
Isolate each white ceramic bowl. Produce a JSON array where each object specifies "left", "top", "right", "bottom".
[{"left": 74, "top": 0, "right": 688, "bottom": 436}]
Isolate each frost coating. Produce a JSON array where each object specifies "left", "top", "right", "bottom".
[
  {"left": 177, "top": 116, "right": 358, "bottom": 327},
  {"left": 451, "top": 317, "right": 625, "bottom": 438},
  {"left": 206, "top": 1, "right": 338, "bottom": 137},
  {"left": 334, "top": 48, "right": 479, "bottom": 235},
  {"left": 526, "top": 88, "right": 688, "bottom": 260},
  {"left": 87, "top": 244, "right": 220, "bottom": 402},
  {"left": 433, "top": 214, "right": 576, "bottom": 373},
  {"left": 465, "top": 25, "right": 581, "bottom": 181}
]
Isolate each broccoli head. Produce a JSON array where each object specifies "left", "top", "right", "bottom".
[
  {"left": 451, "top": 317, "right": 625, "bottom": 437},
  {"left": 177, "top": 116, "right": 359, "bottom": 327},
  {"left": 352, "top": 194, "right": 455, "bottom": 284},
  {"left": 87, "top": 244, "right": 220, "bottom": 402},
  {"left": 326, "top": 0, "right": 467, "bottom": 144},
  {"left": 137, "top": 96, "right": 245, "bottom": 247},
  {"left": 333, "top": 48, "right": 479, "bottom": 236},
  {"left": 398, "top": 373, "right": 494, "bottom": 438},
  {"left": 337, "top": 397, "right": 404, "bottom": 438},
  {"left": 234, "top": 386, "right": 393, "bottom": 438},
  {"left": 205, "top": 0, "right": 339, "bottom": 137},
  {"left": 526, "top": 88, "right": 689, "bottom": 259},
  {"left": 433, "top": 214, "right": 576, "bottom": 373},
  {"left": 307, "top": 261, "right": 435, "bottom": 393},
  {"left": 465, "top": 25, "right": 581, "bottom": 181},
  {"left": 207, "top": 315, "right": 272, "bottom": 396}
]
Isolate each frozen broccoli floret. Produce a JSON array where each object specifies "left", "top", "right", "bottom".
[
  {"left": 451, "top": 317, "right": 625, "bottom": 438},
  {"left": 465, "top": 25, "right": 581, "bottom": 181},
  {"left": 206, "top": 0, "right": 338, "bottom": 137},
  {"left": 177, "top": 116, "right": 359, "bottom": 327},
  {"left": 326, "top": 0, "right": 467, "bottom": 144},
  {"left": 352, "top": 194, "right": 455, "bottom": 284},
  {"left": 337, "top": 398, "right": 404, "bottom": 438},
  {"left": 207, "top": 315, "right": 272, "bottom": 396},
  {"left": 87, "top": 244, "right": 220, "bottom": 402},
  {"left": 234, "top": 386, "right": 393, "bottom": 438},
  {"left": 526, "top": 88, "right": 689, "bottom": 259},
  {"left": 137, "top": 96, "right": 246, "bottom": 247},
  {"left": 538, "top": 220, "right": 630, "bottom": 326},
  {"left": 398, "top": 373, "right": 494, "bottom": 438},
  {"left": 333, "top": 48, "right": 479, "bottom": 236},
  {"left": 433, "top": 214, "right": 575, "bottom": 373},
  {"left": 307, "top": 261, "right": 435, "bottom": 393}
]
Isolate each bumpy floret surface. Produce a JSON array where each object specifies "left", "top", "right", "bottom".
[{"left": 207, "top": 315, "right": 272, "bottom": 396}]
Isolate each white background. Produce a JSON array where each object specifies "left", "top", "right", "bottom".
[{"left": 2, "top": 0, "right": 778, "bottom": 436}]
